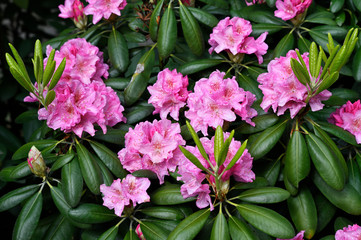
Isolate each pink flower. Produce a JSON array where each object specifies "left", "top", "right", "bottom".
[
  {"left": 148, "top": 68, "right": 189, "bottom": 121},
  {"left": 209, "top": 17, "right": 268, "bottom": 63},
  {"left": 84, "top": 0, "right": 127, "bottom": 24},
  {"left": 277, "top": 230, "right": 305, "bottom": 240},
  {"left": 335, "top": 224, "right": 361, "bottom": 240},
  {"left": 185, "top": 70, "right": 257, "bottom": 136},
  {"left": 329, "top": 100, "right": 361, "bottom": 144},
  {"left": 100, "top": 175, "right": 150, "bottom": 217},
  {"left": 118, "top": 119, "right": 185, "bottom": 184},
  {"left": 59, "top": 0, "right": 86, "bottom": 27},
  {"left": 245, "top": 0, "right": 266, "bottom": 5},
  {"left": 177, "top": 132, "right": 255, "bottom": 210},
  {"left": 258, "top": 50, "right": 331, "bottom": 118},
  {"left": 30, "top": 38, "right": 125, "bottom": 137},
  {"left": 275, "top": 0, "right": 312, "bottom": 21}
]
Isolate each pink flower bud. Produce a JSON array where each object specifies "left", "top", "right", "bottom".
[
  {"left": 27, "top": 146, "right": 47, "bottom": 178},
  {"left": 136, "top": 224, "right": 146, "bottom": 240}
]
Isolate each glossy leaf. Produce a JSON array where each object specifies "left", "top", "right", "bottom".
[
  {"left": 44, "top": 89, "right": 55, "bottom": 106},
  {"left": 68, "top": 203, "right": 116, "bottom": 224},
  {"left": 43, "top": 215, "right": 75, "bottom": 240},
  {"left": 315, "top": 194, "right": 336, "bottom": 233},
  {"left": 235, "top": 114, "right": 278, "bottom": 135},
  {"left": 124, "top": 102, "right": 154, "bottom": 125},
  {"left": 210, "top": 211, "right": 230, "bottom": 240},
  {"left": 306, "top": 133, "right": 345, "bottom": 190},
  {"left": 12, "top": 139, "right": 58, "bottom": 160},
  {"left": 168, "top": 209, "right": 210, "bottom": 240},
  {"left": 187, "top": 7, "right": 218, "bottom": 27},
  {"left": 76, "top": 143, "right": 102, "bottom": 195},
  {"left": 123, "top": 229, "right": 137, "bottom": 240},
  {"left": 93, "top": 154, "right": 114, "bottom": 186},
  {"left": 89, "top": 140, "right": 126, "bottom": 178},
  {"left": 157, "top": 4, "right": 177, "bottom": 59},
  {"left": 13, "top": 192, "right": 43, "bottom": 240},
  {"left": 252, "top": 23, "right": 283, "bottom": 35},
  {"left": 237, "top": 187, "right": 290, "bottom": 204},
  {"left": 236, "top": 74, "right": 263, "bottom": 100},
  {"left": 177, "top": 59, "right": 223, "bottom": 75},
  {"left": 248, "top": 119, "right": 288, "bottom": 160},
  {"left": 352, "top": 47, "right": 361, "bottom": 81},
  {"left": 237, "top": 204, "right": 295, "bottom": 239},
  {"left": 132, "top": 169, "right": 158, "bottom": 179},
  {"left": 108, "top": 29, "right": 129, "bottom": 73},
  {"left": 228, "top": 216, "right": 257, "bottom": 240},
  {"left": 51, "top": 153, "right": 75, "bottom": 172},
  {"left": 141, "top": 206, "right": 185, "bottom": 220},
  {"left": 151, "top": 184, "right": 196, "bottom": 205},
  {"left": 284, "top": 130, "right": 310, "bottom": 188},
  {"left": 9, "top": 161, "right": 31, "bottom": 179},
  {"left": 62, "top": 157, "right": 83, "bottom": 208},
  {"left": 48, "top": 58, "right": 66, "bottom": 90},
  {"left": 330, "top": 0, "right": 345, "bottom": 13},
  {"left": 0, "top": 184, "right": 39, "bottom": 212},
  {"left": 274, "top": 32, "right": 294, "bottom": 58},
  {"left": 141, "top": 221, "right": 168, "bottom": 240},
  {"left": 149, "top": 0, "right": 164, "bottom": 41},
  {"left": 104, "top": 77, "right": 130, "bottom": 90},
  {"left": 318, "top": 122, "right": 358, "bottom": 145},
  {"left": 287, "top": 187, "right": 317, "bottom": 239}
]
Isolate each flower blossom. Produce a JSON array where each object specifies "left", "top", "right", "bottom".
[
  {"left": 25, "top": 38, "right": 126, "bottom": 137},
  {"left": 245, "top": 0, "right": 266, "bottom": 6},
  {"left": 100, "top": 175, "right": 150, "bottom": 217},
  {"left": 84, "top": 0, "right": 127, "bottom": 24},
  {"left": 178, "top": 132, "right": 255, "bottom": 210},
  {"left": 257, "top": 50, "right": 331, "bottom": 118},
  {"left": 118, "top": 119, "right": 185, "bottom": 184},
  {"left": 209, "top": 16, "right": 268, "bottom": 64},
  {"left": 58, "top": 0, "right": 87, "bottom": 28},
  {"left": 277, "top": 231, "right": 305, "bottom": 240},
  {"left": 275, "top": 0, "right": 312, "bottom": 21},
  {"left": 329, "top": 100, "right": 361, "bottom": 144},
  {"left": 185, "top": 70, "right": 257, "bottom": 136},
  {"left": 335, "top": 224, "right": 361, "bottom": 240},
  {"left": 148, "top": 68, "right": 189, "bottom": 121}
]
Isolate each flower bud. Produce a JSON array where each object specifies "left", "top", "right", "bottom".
[
  {"left": 136, "top": 224, "right": 146, "bottom": 240},
  {"left": 27, "top": 146, "right": 47, "bottom": 178}
]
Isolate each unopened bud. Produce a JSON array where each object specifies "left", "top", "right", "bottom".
[
  {"left": 27, "top": 146, "right": 47, "bottom": 178},
  {"left": 136, "top": 224, "right": 146, "bottom": 240}
]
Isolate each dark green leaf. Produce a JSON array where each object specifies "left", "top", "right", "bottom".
[
  {"left": 43, "top": 215, "right": 75, "bottom": 240},
  {"left": 125, "top": 102, "right": 154, "bottom": 125},
  {"left": 68, "top": 203, "right": 116, "bottom": 224},
  {"left": 233, "top": 177, "right": 269, "bottom": 190},
  {"left": 235, "top": 114, "right": 279, "bottom": 135},
  {"left": 236, "top": 73, "right": 263, "bottom": 100},
  {"left": 330, "top": 0, "right": 345, "bottom": 13},
  {"left": 251, "top": 23, "right": 284, "bottom": 35},
  {"left": 12, "top": 139, "right": 58, "bottom": 161},
  {"left": 237, "top": 187, "right": 290, "bottom": 204},
  {"left": 141, "top": 206, "right": 185, "bottom": 220},
  {"left": 141, "top": 221, "right": 168, "bottom": 240},
  {"left": 315, "top": 194, "right": 336, "bottom": 233},
  {"left": 177, "top": 59, "right": 223, "bottom": 75},
  {"left": 305, "top": 11, "right": 336, "bottom": 25},
  {"left": 187, "top": 7, "right": 218, "bottom": 27},
  {"left": 108, "top": 29, "right": 129, "bottom": 72},
  {"left": 274, "top": 32, "right": 294, "bottom": 58},
  {"left": 51, "top": 153, "right": 75, "bottom": 172},
  {"left": 104, "top": 78, "right": 130, "bottom": 90},
  {"left": 94, "top": 128, "right": 127, "bottom": 145},
  {"left": 210, "top": 211, "right": 230, "bottom": 240},
  {"left": 228, "top": 216, "right": 257, "bottom": 240},
  {"left": 318, "top": 122, "right": 358, "bottom": 145},
  {"left": 0, "top": 184, "right": 39, "bottom": 212},
  {"left": 132, "top": 170, "right": 158, "bottom": 179},
  {"left": 149, "top": 0, "right": 164, "bottom": 41},
  {"left": 62, "top": 157, "right": 83, "bottom": 208},
  {"left": 151, "top": 184, "right": 196, "bottom": 205},
  {"left": 157, "top": 5, "right": 177, "bottom": 59},
  {"left": 98, "top": 225, "right": 119, "bottom": 240},
  {"left": 123, "top": 229, "right": 137, "bottom": 240}
]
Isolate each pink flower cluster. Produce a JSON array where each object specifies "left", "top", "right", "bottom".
[
  {"left": 275, "top": 0, "right": 312, "bottom": 21},
  {"left": 329, "top": 100, "right": 361, "bottom": 144},
  {"left": 258, "top": 50, "right": 331, "bottom": 118},
  {"left": 84, "top": 0, "right": 127, "bottom": 24},
  {"left": 100, "top": 175, "right": 150, "bottom": 217},
  {"left": 245, "top": 0, "right": 266, "bottom": 6},
  {"left": 185, "top": 70, "right": 257, "bottom": 136},
  {"left": 147, "top": 68, "right": 189, "bottom": 121},
  {"left": 209, "top": 17, "right": 268, "bottom": 64},
  {"left": 118, "top": 119, "right": 185, "bottom": 184},
  {"left": 277, "top": 231, "right": 305, "bottom": 240},
  {"left": 335, "top": 224, "right": 361, "bottom": 240},
  {"left": 59, "top": 0, "right": 85, "bottom": 24},
  {"left": 177, "top": 132, "right": 255, "bottom": 210},
  {"left": 26, "top": 38, "right": 126, "bottom": 137}
]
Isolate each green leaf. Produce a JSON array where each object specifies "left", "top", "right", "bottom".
[
  {"left": 98, "top": 225, "right": 119, "bottom": 240},
  {"left": 237, "top": 204, "right": 295, "bottom": 239},
  {"left": 306, "top": 133, "right": 345, "bottom": 190},
  {"left": 141, "top": 206, "right": 185, "bottom": 220},
  {"left": 157, "top": 4, "right": 177, "bottom": 59},
  {"left": 8, "top": 65, "right": 34, "bottom": 93},
  {"left": 168, "top": 209, "right": 210, "bottom": 240},
  {"left": 305, "top": 11, "right": 336, "bottom": 25},
  {"left": 45, "top": 90, "right": 56, "bottom": 106},
  {"left": 287, "top": 187, "right": 317, "bottom": 239},
  {"left": 318, "top": 122, "right": 358, "bottom": 145},
  {"left": 9, "top": 161, "right": 31, "bottom": 179},
  {"left": 233, "top": 177, "right": 269, "bottom": 190},
  {"left": 214, "top": 126, "right": 224, "bottom": 166},
  {"left": 237, "top": 187, "right": 290, "bottom": 204},
  {"left": 108, "top": 29, "right": 129, "bottom": 73},
  {"left": 142, "top": 219, "right": 181, "bottom": 233},
  {"left": 43, "top": 215, "right": 75, "bottom": 240},
  {"left": 218, "top": 130, "right": 234, "bottom": 167},
  {"left": 354, "top": 0, "right": 361, "bottom": 11},
  {"left": 104, "top": 77, "right": 130, "bottom": 90},
  {"left": 124, "top": 48, "right": 155, "bottom": 106},
  {"left": 141, "top": 221, "right": 168, "bottom": 240},
  {"left": 316, "top": 71, "right": 339, "bottom": 94},
  {"left": 179, "top": 3, "right": 204, "bottom": 56},
  {"left": 309, "top": 30, "right": 332, "bottom": 52},
  {"left": 237, "top": 73, "right": 263, "bottom": 100},
  {"left": 177, "top": 59, "right": 223, "bottom": 75},
  {"left": 68, "top": 203, "right": 116, "bottom": 224},
  {"left": 12, "top": 139, "right": 58, "bottom": 160},
  {"left": 312, "top": 171, "right": 361, "bottom": 215},
  {"left": 76, "top": 143, "right": 102, "bottom": 195},
  {"left": 290, "top": 58, "right": 310, "bottom": 87},
  {"left": 0, "top": 184, "right": 39, "bottom": 212},
  {"left": 88, "top": 140, "right": 126, "bottom": 178},
  {"left": 224, "top": 139, "right": 248, "bottom": 171},
  {"left": 284, "top": 130, "right": 310, "bottom": 188},
  {"left": 51, "top": 153, "right": 75, "bottom": 172},
  {"left": 149, "top": 0, "right": 164, "bottom": 41},
  {"left": 228, "top": 216, "right": 257, "bottom": 240},
  {"left": 187, "top": 7, "right": 218, "bottom": 28},
  {"left": 235, "top": 114, "right": 279, "bottom": 135},
  {"left": 248, "top": 119, "right": 288, "bottom": 160},
  {"left": 8, "top": 43, "right": 31, "bottom": 83},
  {"left": 352, "top": 47, "right": 361, "bottom": 81},
  {"left": 179, "top": 145, "right": 209, "bottom": 173},
  {"left": 132, "top": 169, "right": 158, "bottom": 179},
  {"left": 42, "top": 49, "right": 56, "bottom": 87},
  {"left": 48, "top": 57, "right": 66, "bottom": 90},
  {"left": 186, "top": 120, "right": 210, "bottom": 162},
  {"left": 311, "top": 26, "right": 348, "bottom": 42},
  {"left": 13, "top": 192, "right": 43, "bottom": 240},
  {"left": 315, "top": 194, "right": 336, "bottom": 233},
  {"left": 309, "top": 42, "right": 318, "bottom": 78},
  {"left": 123, "top": 229, "right": 137, "bottom": 240},
  {"left": 210, "top": 211, "right": 230, "bottom": 240},
  {"left": 274, "top": 32, "right": 294, "bottom": 58},
  {"left": 124, "top": 102, "right": 154, "bottom": 125},
  {"left": 334, "top": 216, "right": 353, "bottom": 231},
  {"left": 283, "top": 170, "right": 298, "bottom": 196},
  {"left": 151, "top": 184, "right": 195, "bottom": 205},
  {"left": 93, "top": 154, "right": 114, "bottom": 186},
  {"left": 297, "top": 37, "right": 311, "bottom": 53},
  {"left": 94, "top": 128, "right": 127, "bottom": 145},
  {"left": 62, "top": 157, "right": 83, "bottom": 208},
  {"left": 251, "top": 23, "right": 283, "bottom": 35},
  {"left": 330, "top": 0, "right": 345, "bottom": 13}
]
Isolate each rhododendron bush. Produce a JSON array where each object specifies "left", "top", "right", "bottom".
[{"left": 2, "top": 0, "right": 361, "bottom": 239}]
